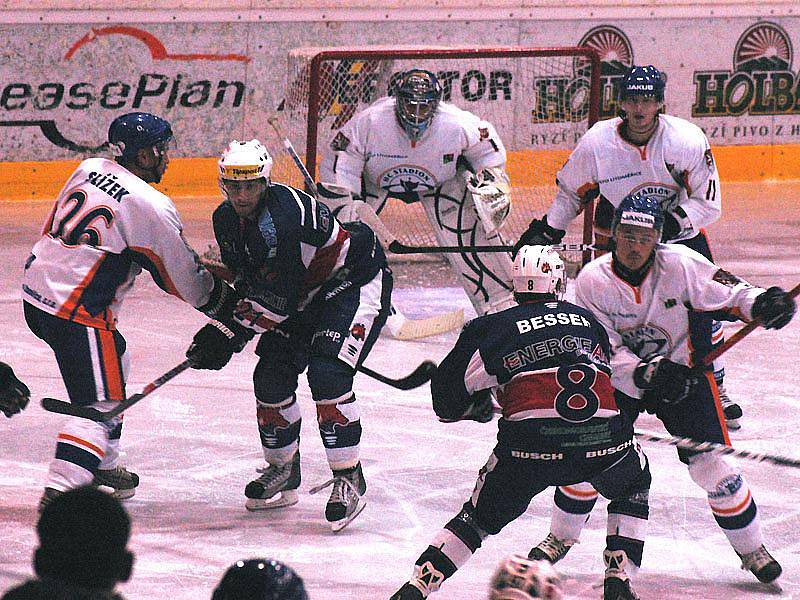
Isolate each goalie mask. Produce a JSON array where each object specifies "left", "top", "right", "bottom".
[
  {"left": 212, "top": 558, "right": 308, "bottom": 600},
  {"left": 394, "top": 69, "right": 442, "bottom": 142},
  {"left": 512, "top": 245, "right": 566, "bottom": 300},
  {"left": 489, "top": 554, "right": 564, "bottom": 600}
]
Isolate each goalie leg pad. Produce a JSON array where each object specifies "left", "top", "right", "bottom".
[{"left": 422, "top": 181, "right": 514, "bottom": 315}]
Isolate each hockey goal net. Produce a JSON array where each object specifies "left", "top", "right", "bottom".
[{"left": 266, "top": 46, "right": 601, "bottom": 260}]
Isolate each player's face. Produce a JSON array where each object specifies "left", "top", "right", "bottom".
[
  {"left": 223, "top": 178, "right": 266, "bottom": 218},
  {"left": 614, "top": 224, "right": 659, "bottom": 271},
  {"left": 620, "top": 96, "right": 662, "bottom": 133}
]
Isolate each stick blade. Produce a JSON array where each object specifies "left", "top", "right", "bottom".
[
  {"left": 387, "top": 308, "right": 465, "bottom": 340},
  {"left": 41, "top": 398, "right": 106, "bottom": 421}
]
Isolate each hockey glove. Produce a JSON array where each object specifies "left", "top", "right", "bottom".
[
  {"left": 0, "top": 361, "right": 30, "bottom": 418},
  {"left": 633, "top": 355, "right": 698, "bottom": 406},
  {"left": 461, "top": 389, "right": 496, "bottom": 423},
  {"left": 186, "top": 319, "right": 252, "bottom": 370},
  {"left": 752, "top": 286, "right": 796, "bottom": 330},
  {"left": 513, "top": 216, "right": 565, "bottom": 256}
]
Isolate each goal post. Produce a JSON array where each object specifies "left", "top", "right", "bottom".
[{"left": 269, "top": 46, "right": 602, "bottom": 262}]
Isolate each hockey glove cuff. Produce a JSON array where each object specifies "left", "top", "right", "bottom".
[
  {"left": 513, "top": 216, "right": 565, "bottom": 256},
  {"left": 0, "top": 362, "right": 30, "bottom": 418},
  {"left": 186, "top": 319, "right": 252, "bottom": 370},
  {"left": 633, "top": 355, "right": 697, "bottom": 405},
  {"left": 197, "top": 275, "right": 239, "bottom": 320},
  {"left": 752, "top": 286, "right": 796, "bottom": 330},
  {"left": 461, "top": 389, "right": 496, "bottom": 423}
]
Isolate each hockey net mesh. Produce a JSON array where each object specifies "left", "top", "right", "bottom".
[{"left": 261, "top": 47, "right": 600, "bottom": 259}]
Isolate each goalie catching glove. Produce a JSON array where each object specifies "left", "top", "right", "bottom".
[
  {"left": 514, "top": 216, "right": 565, "bottom": 256},
  {"left": 0, "top": 361, "right": 30, "bottom": 418},
  {"left": 633, "top": 355, "right": 700, "bottom": 410},
  {"left": 751, "top": 286, "right": 796, "bottom": 329},
  {"left": 466, "top": 167, "right": 511, "bottom": 235}
]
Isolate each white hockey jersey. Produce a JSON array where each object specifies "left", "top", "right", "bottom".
[
  {"left": 22, "top": 157, "right": 214, "bottom": 330},
  {"left": 547, "top": 114, "right": 721, "bottom": 241},
  {"left": 319, "top": 97, "right": 506, "bottom": 204},
  {"left": 574, "top": 244, "right": 762, "bottom": 399}
]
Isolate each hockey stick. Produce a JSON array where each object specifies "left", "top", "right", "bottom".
[
  {"left": 41, "top": 359, "right": 192, "bottom": 422},
  {"left": 359, "top": 360, "right": 437, "bottom": 390},
  {"left": 699, "top": 282, "right": 800, "bottom": 367},
  {"left": 384, "top": 241, "right": 598, "bottom": 255},
  {"left": 266, "top": 115, "right": 463, "bottom": 339},
  {"left": 634, "top": 429, "right": 800, "bottom": 469}
]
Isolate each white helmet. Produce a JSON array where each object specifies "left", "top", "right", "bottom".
[
  {"left": 489, "top": 554, "right": 564, "bottom": 600},
  {"left": 512, "top": 245, "right": 567, "bottom": 300},
  {"left": 218, "top": 139, "right": 273, "bottom": 182}
]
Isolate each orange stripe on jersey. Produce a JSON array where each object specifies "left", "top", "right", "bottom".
[
  {"left": 710, "top": 490, "right": 752, "bottom": 516},
  {"left": 707, "top": 372, "right": 731, "bottom": 445},
  {"left": 129, "top": 246, "right": 183, "bottom": 300},
  {"left": 98, "top": 329, "right": 125, "bottom": 402},
  {"left": 56, "top": 255, "right": 106, "bottom": 322},
  {"left": 57, "top": 433, "right": 105, "bottom": 458},
  {"left": 497, "top": 368, "right": 617, "bottom": 419}
]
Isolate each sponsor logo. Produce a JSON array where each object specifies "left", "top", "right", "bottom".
[
  {"left": 692, "top": 22, "right": 800, "bottom": 117},
  {"left": 585, "top": 438, "right": 634, "bottom": 458},
  {"left": 528, "top": 25, "right": 635, "bottom": 128},
  {"left": 350, "top": 322, "right": 366, "bottom": 341},
  {"left": 620, "top": 323, "right": 672, "bottom": 359},
  {"left": 443, "top": 153, "right": 454, "bottom": 164},
  {"left": 312, "top": 329, "right": 342, "bottom": 344},
  {"left": 628, "top": 183, "right": 680, "bottom": 213},
  {"left": 709, "top": 473, "right": 743, "bottom": 499},
  {"left": 0, "top": 26, "right": 249, "bottom": 152},
  {"left": 378, "top": 164, "right": 436, "bottom": 195},
  {"left": 664, "top": 298, "right": 677, "bottom": 309},
  {"left": 510, "top": 450, "right": 564, "bottom": 460}
]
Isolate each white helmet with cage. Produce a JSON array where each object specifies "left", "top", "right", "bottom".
[
  {"left": 218, "top": 139, "right": 273, "bottom": 183},
  {"left": 489, "top": 553, "right": 564, "bottom": 599},
  {"left": 512, "top": 245, "right": 567, "bottom": 300}
]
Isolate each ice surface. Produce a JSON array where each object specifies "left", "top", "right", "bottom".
[{"left": 1, "top": 183, "right": 799, "bottom": 599}]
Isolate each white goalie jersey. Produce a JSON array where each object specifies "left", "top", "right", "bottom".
[
  {"left": 22, "top": 157, "right": 214, "bottom": 330},
  {"left": 574, "top": 244, "right": 763, "bottom": 399},
  {"left": 547, "top": 114, "right": 721, "bottom": 241},
  {"left": 319, "top": 96, "right": 507, "bottom": 204}
]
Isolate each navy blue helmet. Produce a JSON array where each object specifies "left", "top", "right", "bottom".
[
  {"left": 108, "top": 112, "right": 173, "bottom": 160},
  {"left": 619, "top": 65, "right": 665, "bottom": 102},
  {"left": 394, "top": 69, "right": 442, "bottom": 141},
  {"left": 212, "top": 559, "right": 308, "bottom": 600},
  {"left": 612, "top": 191, "right": 665, "bottom": 235}
]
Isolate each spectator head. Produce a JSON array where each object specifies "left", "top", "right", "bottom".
[
  {"left": 33, "top": 486, "right": 134, "bottom": 591},
  {"left": 212, "top": 558, "right": 308, "bottom": 600}
]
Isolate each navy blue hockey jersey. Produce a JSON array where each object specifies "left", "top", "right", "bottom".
[
  {"left": 432, "top": 299, "right": 627, "bottom": 452},
  {"left": 213, "top": 182, "right": 386, "bottom": 333}
]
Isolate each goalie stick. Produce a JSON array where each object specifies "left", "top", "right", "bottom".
[
  {"left": 266, "top": 115, "right": 463, "bottom": 340},
  {"left": 41, "top": 358, "right": 437, "bottom": 422}
]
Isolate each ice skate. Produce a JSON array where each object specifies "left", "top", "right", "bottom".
[
  {"left": 389, "top": 582, "right": 425, "bottom": 600},
  {"left": 738, "top": 545, "right": 782, "bottom": 584},
  {"left": 244, "top": 452, "right": 301, "bottom": 510},
  {"left": 718, "top": 383, "right": 742, "bottom": 430},
  {"left": 528, "top": 532, "right": 575, "bottom": 564},
  {"left": 93, "top": 466, "right": 139, "bottom": 500},
  {"left": 37, "top": 487, "right": 62, "bottom": 514},
  {"left": 309, "top": 462, "right": 366, "bottom": 532},
  {"left": 603, "top": 549, "right": 639, "bottom": 600}
]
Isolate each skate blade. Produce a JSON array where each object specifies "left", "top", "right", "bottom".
[
  {"left": 95, "top": 485, "right": 136, "bottom": 500},
  {"left": 330, "top": 498, "right": 366, "bottom": 532},
  {"left": 245, "top": 489, "right": 299, "bottom": 511}
]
